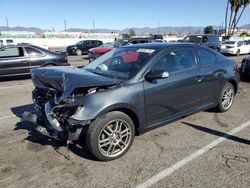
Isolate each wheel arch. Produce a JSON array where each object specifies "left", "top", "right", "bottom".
[
  {"left": 228, "top": 79, "right": 238, "bottom": 94},
  {"left": 108, "top": 108, "right": 140, "bottom": 136}
]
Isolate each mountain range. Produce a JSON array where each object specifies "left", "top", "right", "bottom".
[{"left": 0, "top": 24, "right": 249, "bottom": 35}]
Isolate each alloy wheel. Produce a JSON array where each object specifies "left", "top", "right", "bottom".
[{"left": 98, "top": 119, "right": 132, "bottom": 158}]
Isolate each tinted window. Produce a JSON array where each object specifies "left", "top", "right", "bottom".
[
  {"left": 152, "top": 48, "right": 197, "bottom": 73},
  {"left": 0, "top": 47, "right": 23, "bottom": 58},
  {"left": 139, "top": 40, "right": 149, "bottom": 43},
  {"left": 84, "top": 41, "right": 91, "bottom": 45},
  {"left": 0, "top": 40, "right": 3, "bottom": 47},
  {"left": 129, "top": 40, "right": 138, "bottom": 44},
  {"left": 97, "top": 41, "right": 103, "bottom": 45},
  {"left": 6, "top": 39, "right": 14, "bottom": 44},
  {"left": 197, "top": 48, "right": 216, "bottom": 65},
  {"left": 25, "top": 47, "right": 44, "bottom": 57}
]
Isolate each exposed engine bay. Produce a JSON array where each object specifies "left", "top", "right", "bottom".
[{"left": 30, "top": 67, "right": 120, "bottom": 142}]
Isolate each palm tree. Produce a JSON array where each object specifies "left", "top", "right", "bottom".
[
  {"left": 227, "top": 0, "right": 236, "bottom": 36},
  {"left": 225, "top": 0, "right": 234, "bottom": 36},
  {"left": 228, "top": 0, "right": 242, "bottom": 35},
  {"left": 232, "top": 0, "right": 250, "bottom": 34}
]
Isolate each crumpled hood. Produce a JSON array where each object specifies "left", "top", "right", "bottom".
[{"left": 31, "top": 66, "right": 120, "bottom": 101}]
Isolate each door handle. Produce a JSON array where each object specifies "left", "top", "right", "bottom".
[
  {"left": 214, "top": 72, "right": 224, "bottom": 78},
  {"left": 195, "top": 76, "right": 203, "bottom": 83}
]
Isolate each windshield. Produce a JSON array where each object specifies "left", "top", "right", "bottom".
[
  {"left": 83, "top": 47, "right": 157, "bottom": 80},
  {"left": 222, "top": 41, "right": 236, "bottom": 45},
  {"left": 76, "top": 41, "right": 84, "bottom": 45},
  {"left": 113, "top": 39, "right": 130, "bottom": 48},
  {"left": 183, "top": 36, "right": 202, "bottom": 43}
]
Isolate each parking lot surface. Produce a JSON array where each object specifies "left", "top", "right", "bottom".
[{"left": 0, "top": 55, "right": 249, "bottom": 188}]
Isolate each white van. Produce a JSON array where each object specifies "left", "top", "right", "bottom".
[{"left": 0, "top": 39, "right": 16, "bottom": 47}]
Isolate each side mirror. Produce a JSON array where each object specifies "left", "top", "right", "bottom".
[{"left": 145, "top": 69, "right": 169, "bottom": 81}]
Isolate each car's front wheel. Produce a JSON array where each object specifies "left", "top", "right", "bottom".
[
  {"left": 216, "top": 83, "right": 235, "bottom": 112},
  {"left": 86, "top": 111, "right": 135, "bottom": 161},
  {"left": 75, "top": 49, "right": 82, "bottom": 56}
]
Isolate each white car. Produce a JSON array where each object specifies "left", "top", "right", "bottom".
[{"left": 220, "top": 40, "right": 250, "bottom": 56}]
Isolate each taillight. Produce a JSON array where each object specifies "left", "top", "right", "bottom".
[
  {"left": 235, "top": 63, "right": 241, "bottom": 72},
  {"left": 64, "top": 55, "right": 68, "bottom": 62},
  {"left": 48, "top": 47, "right": 52, "bottom": 51}
]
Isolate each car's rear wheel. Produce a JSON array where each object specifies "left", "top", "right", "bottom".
[
  {"left": 86, "top": 111, "right": 135, "bottom": 161},
  {"left": 216, "top": 83, "right": 235, "bottom": 112},
  {"left": 75, "top": 49, "right": 82, "bottom": 56}
]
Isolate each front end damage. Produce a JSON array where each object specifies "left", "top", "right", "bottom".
[{"left": 30, "top": 67, "right": 120, "bottom": 142}]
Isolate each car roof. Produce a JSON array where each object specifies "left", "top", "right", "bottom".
[
  {"left": 185, "top": 34, "right": 218, "bottom": 37},
  {"left": 121, "top": 37, "right": 154, "bottom": 41},
  {"left": 120, "top": 42, "right": 196, "bottom": 50}
]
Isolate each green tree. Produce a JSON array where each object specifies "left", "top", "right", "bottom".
[
  {"left": 204, "top": 26, "right": 214, "bottom": 34},
  {"left": 128, "top": 29, "right": 136, "bottom": 36}
]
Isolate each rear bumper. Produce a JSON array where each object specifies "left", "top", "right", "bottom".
[{"left": 220, "top": 49, "right": 236, "bottom": 54}]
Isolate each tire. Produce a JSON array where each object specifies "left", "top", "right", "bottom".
[
  {"left": 75, "top": 49, "right": 82, "bottom": 56},
  {"left": 236, "top": 50, "right": 240, "bottom": 56},
  {"left": 215, "top": 83, "right": 235, "bottom": 112},
  {"left": 86, "top": 111, "right": 135, "bottom": 161}
]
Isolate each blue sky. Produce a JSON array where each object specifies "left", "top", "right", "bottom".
[{"left": 0, "top": 0, "right": 249, "bottom": 31}]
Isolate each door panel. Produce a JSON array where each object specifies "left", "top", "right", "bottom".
[
  {"left": 196, "top": 48, "right": 224, "bottom": 104},
  {"left": 0, "top": 47, "right": 29, "bottom": 76},
  {"left": 143, "top": 47, "right": 203, "bottom": 127},
  {"left": 144, "top": 68, "right": 203, "bottom": 126}
]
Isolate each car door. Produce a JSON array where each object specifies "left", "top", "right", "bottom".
[
  {"left": 196, "top": 47, "right": 224, "bottom": 105},
  {"left": 82, "top": 40, "right": 91, "bottom": 52},
  {"left": 24, "top": 46, "right": 46, "bottom": 69},
  {"left": 0, "top": 46, "right": 29, "bottom": 77},
  {"left": 143, "top": 47, "right": 203, "bottom": 127}
]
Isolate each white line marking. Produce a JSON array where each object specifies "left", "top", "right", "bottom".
[{"left": 136, "top": 120, "right": 250, "bottom": 188}]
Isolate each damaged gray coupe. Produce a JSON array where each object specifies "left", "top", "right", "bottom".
[{"left": 31, "top": 43, "right": 239, "bottom": 161}]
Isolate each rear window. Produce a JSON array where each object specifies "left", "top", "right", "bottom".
[
  {"left": 0, "top": 47, "right": 23, "bottom": 58},
  {"left": 25, "top": 47, "right": 44, "bottom": 57},
  {"left": 184, "top": 36, "right": 202, "bottom": 43},
  {"left": 197, "top": 48, "right": 216, "bottom": 65}
]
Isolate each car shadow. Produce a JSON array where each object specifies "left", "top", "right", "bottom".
[
  {"left": 182, "top": 122, "right": 250, "bottom": 145},
  {"left": 12, "top": 104, "right": 97, "bottom": 161},
  {"left": 0, "top": 75, "right": 30, "bottom": 81},
  {"left": 11, "top": 104, "right": 35, "bottom": 118}
]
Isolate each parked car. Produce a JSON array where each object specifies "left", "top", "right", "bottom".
[
  {"left": 66, "top": 40, "right": 103, "bottom": 56},
  {"left": 182, "top": 34, "right": 221, "bottom": 51},
  {"left": 31, "top": 43, "right": 239, "bottom": 161},
  {"left": 88, "top": 37, "right": 156, "bottom": 62},
  {"left": 240, "top": 55, "right": 250, "bottom": 80},
  {"left": 0, "top": 44, "right": 69, "bottom": 78},
  {"left": 220, "top": 40, "right": 250, "bottom": 56}
]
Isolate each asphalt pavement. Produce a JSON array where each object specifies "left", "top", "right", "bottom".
[{"left": 0, "top": 54, "right": 249, "bottom": 188}]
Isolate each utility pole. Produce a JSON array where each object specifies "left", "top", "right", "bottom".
[
  {"left": 5, "top": 17, "right": 9, "bottom": 31},
  {"left": 64, "top": 19, "right": 67, "bottom": 31},
  {"left": 93, "top": 20, "right": 95, "bottom": 33}
]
